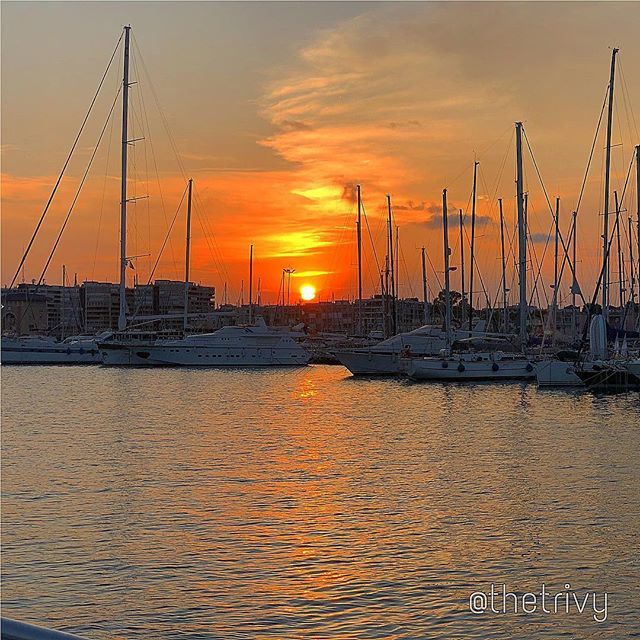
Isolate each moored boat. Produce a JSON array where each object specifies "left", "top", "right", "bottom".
[
  {"left": 99, "top": 318, "right": 310, "bottom": 367},
  {"left": 1, "top": 335, "right": 102, "bottom": 365}
]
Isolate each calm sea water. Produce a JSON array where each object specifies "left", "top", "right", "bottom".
[{"left": 2, "top": 365, "right": 639, "bottom": 639}]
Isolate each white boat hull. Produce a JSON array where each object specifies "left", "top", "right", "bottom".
[
  {"left": 334, "top": 350, "right": 409, "bottom": 375},
  {"left": 103, "top": 343, "right": 309, "bottom": 367},
  {"left": 1, "top": 338, "right": 101, "bottom": 365},
  {"left": 99, "top": 343, "right": 157, "bottom": 366},
  {"left": 535, "top": 360, "right": 584, "bottom": 386},
  {"left": 624, "top": 360, "right": 640, "bottom": 377},
  {"left": 407, "top": 356, "right": 535, "bottom": 381}
]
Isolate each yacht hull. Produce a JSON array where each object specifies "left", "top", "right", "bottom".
[
  {"left": 2, "top": 338, "right": 101, "bottom": 365},
  {"left": 99, "top": 340, "right": 310, "bottom": 367},
  {"left": 99, "top": 343, "right": 157, "bottom": 366},
  {"left": 334, "top": 350, "right": 409, "bottom": 376},
  {"left": 111, "top": 344, "right": 310, "bottom": 367},
  {"left": 407, "top": 357, "right": 535, "bottom": 381}
]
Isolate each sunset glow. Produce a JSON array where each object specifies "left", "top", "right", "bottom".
[
  {"left": 300, "top": 284, "right": 316, "bottom": 301},
  {"left": 1, "top": 3, "right": 639, "bottom": 306}
]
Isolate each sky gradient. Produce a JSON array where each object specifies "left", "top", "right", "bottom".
[{"left": 2, "top": 1, "right": 639, "bottom": 307}]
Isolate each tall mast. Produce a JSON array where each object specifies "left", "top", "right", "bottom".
[
  {"left": 387, "top": 194, "right": 396, "bottom": 334},
  {"left": 629, "top": 217, "right": 636, "bottom": 309},
  {"left": 61, "top": 264, "right": 66, "bottom": 339},
  {"left": 442, "top": 189, "right": 452, "bottom": 346},
  {"left": 602, "top": 48, "right": 618, "bottom": 318},
  {"left": 615, "top": 192, "right": 623, "bottom": 308},
  {"left": 552, "top": 197, "right": 560, "bottom": 341},
  {"left": 395, "top": 226, "right": 400, "bottom": 306},
  {"left": 356, "top": 184, "right": 362, "bottom": 334},
  {"left": 421, "top": 247, "right": 429, "bottom": 325},
  {"left": 459, "top": 209, "right": 465, "bottom": 326},
  {"left": 383, "top": 255, "right": 390, "bottom": 337},
  {"left": 571, "top": 210, "right": 578, "bottom": 342},
  {"left": 118, "top": 25, "right": 131, "bottom": 331},
  {"left": 515, "top": 122, "right": 527, "bottom": 345},
  {"left": 183, "top": 178, "right": 193, "bottom": 332},
  {"left": 636, "top": 145, "right": 640, "bottom": 306},
  {"left": 498, "top": 198, "right": 508, "bottom": 333},
  {"left": 248, "top": 244, "right": 254, "bottom": 324},
  {"left": 468, "top": 160, "right": 479, "bottom": 332}
]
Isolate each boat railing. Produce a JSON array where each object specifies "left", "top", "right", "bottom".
[{"left": 0, "top": 618, "right": 90, "bottom": 640}]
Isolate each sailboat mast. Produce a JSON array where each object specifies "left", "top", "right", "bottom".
[
  {"left": 572, "top": 210, "right": 578, "bottom": 342},
  {"left": 387, "top": 194, "right": 396, "bottom": 334},
  {"left": 602, "top": 48, "right": 618, "bottom": 318},
  {"left": 498, "top": 198, "right": 508, "bottom": 333},
  {"left": 615, "top": 193, "right": 623, "bottom": 308},
  {"left": 468, "top": 161, "right": 478, "bottom": 332},
  {"left": 118, "top": 25, "right": 131, "bottom": 332},
  {"left": 459, "top": 209, "right": 465, "bottom": 325},
  {"left": 515, "top": 122, "right": 527, "bottom": 345},
  {"left": 636, "top": 145, "right": 640, "bottom": 305},
  {"left": 442, "top": 189, "right": 452, "bottom": 346},
  {"left": 249, "top": 244, "right": 253, "bottom": 324},
  {"left": 421, "top": 247, "right": 429, "bottom": 324},
  {"left": 629, "top": 217, "right": 636, "bottom": 308},
  {"left": 552, "top": 197, "right": 560, "bottom": 340},
  {"left": 183, "top": 178, "right": 193, "bottom": 332},
  {"left": 395, "top": 226, "right": 400, "bottom": 308},
  {"left": 356, "top": 184, "right": 362, "bottom": 334}
]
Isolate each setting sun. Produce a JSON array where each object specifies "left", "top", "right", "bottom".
[{"left": 300, "top": 284, "right": 316, "bottom": 301}]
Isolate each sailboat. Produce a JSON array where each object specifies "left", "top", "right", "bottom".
[
  {"left": 0, "top": 30, "right": 135, "bottom": 365},
  {"left": 407, "top": 126, "right": 536, "bottom": 382},
  {"left": 1, "top": 334, "right": 103, "bottom": 365},
  {"left": 535, "top": 49, "right": 640, "bottom": 389}
]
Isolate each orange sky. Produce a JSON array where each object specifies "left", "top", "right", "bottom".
[{"left": 2, "top": 2, "right": 639, "bottom": 307}]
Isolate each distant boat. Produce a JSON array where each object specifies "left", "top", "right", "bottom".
[
  {"left": 99, "top": 317, "right": 310, "bottom": 367},
  {"left": 1, "top": 335, "right": 102, "bottom": 365},
  {"left": 405, "top": 137, "right": 535, "bottom": 384},
  {"left": 407, "top": 346, "right": 535, "bottom": 382},
  {"left": 334, "top": 322, "right": 494, "bottom": 376}
]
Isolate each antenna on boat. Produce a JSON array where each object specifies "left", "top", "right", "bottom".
[
  {"left": 601, "top": 48, "right": 619, "bottom": 320},
  {"left": 118, "top": 25, "right": 131, "bottom": 331},
  {"left": 515, "top": 122, "right": 527, "bottom": 345},
  {"left": 183, "top": 178, "right": 193, "bottom": 333}
]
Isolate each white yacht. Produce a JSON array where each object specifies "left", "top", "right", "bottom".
[
  {"left": 1, "top": 335, "right": 102, "bottom": 365},
  {"left": 333, "top": 322, "right": 493, "bottom": 376},
  {"left": 99, "top": 318, "right": 310, "bottom": 367}
]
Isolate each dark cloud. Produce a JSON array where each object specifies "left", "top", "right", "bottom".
[
  {"left": 387, "top": 120, "right": 422, "bottom": 130},
  {"left": 278, "top": 119, "right": 314, "bottom": 132},
  {"left": 395, "top": 200, "right": 427, "bottom": 211},
  {"left": 529, "top": 232, "right": 550, "bottom": 243},
  {"left": 341, "top": 181, "right": 359, "bottom": 203},
  {"left": 423, "top": 212, "right": 494, "bottom": 230}
]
